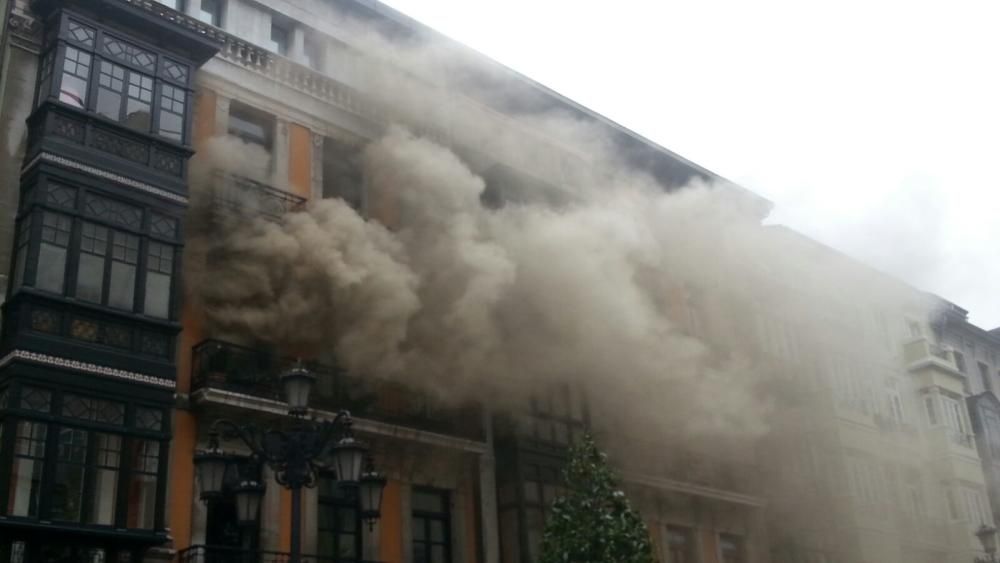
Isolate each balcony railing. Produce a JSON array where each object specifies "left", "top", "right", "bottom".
[
  {"left": 192, "top": 339, "right": 484, "bottom": 441},
  {"left": 209, "top": 173, "right": 306, "bottom": 220},
  {"left": 178, "top": 545, "right": 381, "bottom": 563}
]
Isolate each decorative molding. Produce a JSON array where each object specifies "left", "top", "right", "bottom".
[
  {"left": 0, "top": 349, "right": 175, "bottom": 389},
  {"left": 24, "top": 152, "right": 189, "bottom": 205},
  {"left": 8, "top": 9, "right": 42, "bottom": 49}
]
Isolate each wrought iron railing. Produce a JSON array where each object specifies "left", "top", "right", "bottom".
[
  {"left": 210, "top": 173, "right": 306, "bottom": 220},
  {"left": 192, "top": 339, "right": 484, "bottom": 441},
  {"left": 178, "top": 545, "right": 381, "bottom": 563}
]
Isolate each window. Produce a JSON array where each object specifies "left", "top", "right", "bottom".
[
  {"left": 980, "top": 362, "right": 993, "bottom": 393},
  {"left": 412, "top": 488, "right": 450, "bottom": 563},
  {"left": 269, "top": 20, "right": 290, "bottom": 56},
  {"left": 198, "top": 0, "right": 223, "bottom": 26},
  {"left": 37, "top": 212, "right": 72, "bottom": 294},
  {"left": 15, "top": 198, "right": 179, "bottom": 320},
  {"left": 322, "top": 137, "right": 364, "bottom": 211},
  {"left": 144, "top": 241, "right": 174, "bottom": 319},
  {"left": 925, "top": 395, "right": 938, "bottom": 425},
  {"left": 127, "top": 440, "right": 161, "bottom": 529},
  {"left": 907, "top": 319, "right": 923, "bottom": 337},
  {"left": 8, "top": 421, "right": 47, "bottom": 517},
  {"left": 942, "top": 395, "right": 969, "bottom": 435},
  {"left": 229, "top": 103, "right": 274, "bottom": 149},
  {"left": 719, "top": 534, "right": 744, "bottom": 563},
  {"left": 38, "top": 17, "right": 194, "bottom": 142},
  {"left": 157, "top": 83, "right": 186, "bottom": 141},
  {"left": 955, "top": 351, "right": 967, "bottom": 374},
  {"left": 961, "top": 486, "right": 992, "bottom": 525},
  {"left": 665, "top": 526, "right": 694, "bottom": 563},
  {"left": 846, "top": 454, "right": 886, "bottom": 506},
  {"left": 96, "top": 60, "right": 153, "bottom": 132},
  {"left": 59, "top": 46, "right": 91, "bottom": 108},
  {"left": 318, "top": 476, "right": 361, "bottom": 561},
  {"left": 304, "top": 35, "right": 324, "bottom": 70},
  {"left": 885, "top": 379, "right": 905, "bottom": 423},
  {"left": 2, "top": 386, "right": 165, "bottom": 531}
]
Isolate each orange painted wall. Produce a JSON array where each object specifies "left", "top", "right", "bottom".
[
  {"left": 279, "top": 489, "right": 293, "bottom": 550},
  {"left": 701, "top": 529, "right": 720, "bottom": 563},
  {"left": 168, "top": 87, "right": 217, "bottom": 549},
  {"left": 379, "top": 480, "right": 404, "bottom": 563},
  {"left": 464, "top": 484, "right": 479, "bottom": 563},
  {"left": 288, "top": 123, "right": 313, "bottom": 201}
]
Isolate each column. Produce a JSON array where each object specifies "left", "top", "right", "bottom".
[
  {"left": 479, "top": 412, "right": 500, "bottom": 563},
  {"left": 311, "top": 132, "right": 324, "bottom": 201}
]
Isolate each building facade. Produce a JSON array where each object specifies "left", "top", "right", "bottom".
[{"left": 0, "top": 2, "right": 996, "bottom": 563}]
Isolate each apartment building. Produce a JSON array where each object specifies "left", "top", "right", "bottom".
[
  {"left": 0, "top": 1, "right": 771, "bottom": 563},
  {"left": 932, "top": 301, "right": 1000, "bottom": 539}
]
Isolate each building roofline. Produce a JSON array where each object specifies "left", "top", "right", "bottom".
[{"left": 340, "top": 0, "right": 772, "bottom": 210}]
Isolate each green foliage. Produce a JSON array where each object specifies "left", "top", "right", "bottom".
[{"left": 539, "top": 433, "right": 655, "bottom": 563}]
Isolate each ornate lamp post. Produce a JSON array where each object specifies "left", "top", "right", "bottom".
[
  {"left": 976, "top": 524, "right": 998, "bottom": 563},
  {"left": 195, "top": 363, "right": 387, "bottom": 563}
]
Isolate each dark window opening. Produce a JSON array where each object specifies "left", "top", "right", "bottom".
[
  {"left": 322, "top": 137, "right": 364, "bottom": 211},
  {"left": 199, "top": 0, "right": 224, "bottom": 27},
  {"left": 412, "top": 488, "right": 450, "bottom": 563},
  {"left": 666, "top": 526, "right": 695, "bottom": 563},
  {"left": 955, "top": 351, "right": 967, "bottom": 374},
  {"left": 980, "top": 362, "right": 993, "bottom": 393},
  {"left": 720, "top": 534, "right": 745, "bottom": 563},
  {"left": 269, "top": 20, "right": 290, "bottom": 56},
  {"left": 317, "top": 476, "right": 362, "bottom": 561}
]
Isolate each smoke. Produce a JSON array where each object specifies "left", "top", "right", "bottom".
[{"left": 184, "top": 10, "right": 933, "bottom": 447}]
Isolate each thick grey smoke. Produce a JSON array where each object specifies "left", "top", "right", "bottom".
[
  {"left": 187, "top": 123, "right": 927, "bottom": 444},
  {"left": 185, "top": 9, "right": 933, "bottom": 446}
]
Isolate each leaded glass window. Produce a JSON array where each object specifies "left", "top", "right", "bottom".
[
  {"left": 128, "top": 440, "right": 160, "bottom": 529},
  {"left": 144, "top": 241, "right": 174, "bottom": 318},
  {"left": 59, "top": 46, "right": 91, "bottom": 108},
  {"left": 51, "top": 428, "right": 88, "bottom": 522},
  {"left": 38, "top": 211, "right": 71, "bottom": 294},
  {"left": 8, "top": 421, "right": 47, "bottom": 517},
  {"left": 157, "top": 84, "right": 186, "bottom": 141}
]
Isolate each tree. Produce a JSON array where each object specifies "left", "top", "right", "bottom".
[{"left": 539, "top": 433, "right": 655, "bottom": 563}]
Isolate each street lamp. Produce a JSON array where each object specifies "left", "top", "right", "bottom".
[
  {"left": 976, "top": 524, "right": 998, "bottom": 563},
  {"left": 195, "top": 363, "right": 386, "bottom": 563}
]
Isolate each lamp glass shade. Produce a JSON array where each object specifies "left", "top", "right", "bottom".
[
  {"left": 281, "top": 365, "right": 316, "bottom": 414},
  {"left": 234, "top": 479, "right": 265, "bottom": 525},
  {"left": 359, "top": 469, "right": 387, "bottom": 522},
  {"left": 194, "top": 449, "right": 228, "bottom": 499},
  {"left": 978, "top": 525, "right": 998, "bottom": 554},
  {"left": 332, "top": 437, "right": 366, "bottom": 484}
]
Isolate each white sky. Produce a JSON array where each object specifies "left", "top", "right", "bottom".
[{"left": 380, "top": 0, "right": 1000, "bottom": 329}]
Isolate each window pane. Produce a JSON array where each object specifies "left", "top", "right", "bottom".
[
  {"left": 431, "top": 545, "right": 447, "bottom": 563},
  {"left": 129, "top": 440, "right": 160, "bottom": 529},
  {"left": 37, "top": 244, "right": 68, "bottom": 293},
  {"left": 144, "top": 272, "right": 171, "bottom": 318},
  {"left": 430, "top": 520, "right": 445, "bottom": 542},
  {"left": 77, "top": 253, "right": 105, "bottom": 303},
  {"left": 60, "top": 47, "right": 91, "bottom": 108},
  {"left": 89, "top": 433, "right": 121, "bottom": 525},
  {"left": 52, "top": 428, "right": 89, "bottom": 522},
  {"left": 96, "top": 61, "right": 125, "bottom": 120},
  {"left": 198, "top": 0, "right": 221, "bottom": 26},
  {"left": 124, "top": 73, "right": 153, "bottom": 131},
  {"left": 109, "top": 262, "right": 136, "bottom": 310},
  {"left": 8, "top": 422, "right": 47, "bottom": 517}
]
